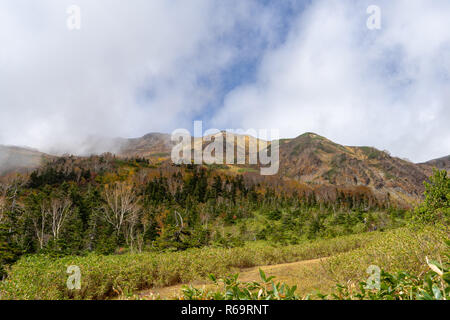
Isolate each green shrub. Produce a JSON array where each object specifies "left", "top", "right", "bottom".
[
  {"left": 322, "top": 226, "right": 447, "bottom": 285},
  {"left": 318, "top": 239, "right": 449, "bottom": 300},
  {"left": 181, "top": 269, "right": 299, "bottom": 300},
  {"left": 180, "top": 238, "right": 449, "bottom": 300},
  {"left": 414, "top": 169, "right": 449, "bottom": 225}
]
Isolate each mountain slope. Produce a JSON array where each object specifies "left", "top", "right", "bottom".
[
  {"left": 0, "top": 132, "right": 440, "bottom": 205},
  {"left": 0, "top": 145, "right": 51, "bottom": 175},
  {"left": 277, "top": 133, "right": 431, "bottom": 204},
  {"left": 118, "top": 133, "right": 173, "bottom": 158},
  {"left": 421, "top": 155, "right": 450, "bottom": 171},
  {"left": 117, "top": 131, "right": 267, "bottom": 162},
  {"left": 120, "top": 131, "right": 436, "bottom": 204}
]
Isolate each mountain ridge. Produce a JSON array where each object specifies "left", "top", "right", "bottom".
[
  {"left": 421, "top": 155, "right": 450, "bottom": 171},
  {"left": 0, "top": 145, "right": 53, "bottom": 175},
  {"left": 1, "top": 132, "right": 448, "bottom": 206}
]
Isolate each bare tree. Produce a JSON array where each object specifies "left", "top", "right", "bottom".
[
  {"left": 48, "top": 197, "right": 73, "bottom": 241},
  {"left": 199, "top": 205, "right": 210, "bottom": 228},
  {"left": 123, "top": 208, "right": 141, "bottom": 251},
  {"left": 0, "top": 181, "right": 8, "bottom": 224},
  {"left": 0, "top": 181, "right": 8, "bottom": 223},
  {"left": 102, "top": 182, "right": 142, "bottom": 239},
  {"left": 0, "top": 173, "right": 26, "bottom": 219},
  {"left": 135, "top": 210, "right": 152, "bottom": 253},
  {"left": 0, "top": 195, "right": 7, "bottom": 224},
  {"left": 173, "top": 210, "right": 189, "bottom": 243},
  {"left": 29, "top": 196, "right": 72, "bottom": 249},
  {"left": 30, "top": 204, "right": 48, "bottom": 250}
]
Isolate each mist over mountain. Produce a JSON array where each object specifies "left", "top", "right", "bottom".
[
  {"left": 0, "top": 145, "right": 52, "bottom": 175},
  {"left": 1, "top": 1, "right": 449, "bottom": 163}
]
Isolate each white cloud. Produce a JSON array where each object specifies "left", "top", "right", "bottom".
[
  {"left": 0, "top": 0, "right": 448, "bottom": 162},
  {"left": 0, "top": 0, "right": 279, "bottom": 154},
  {"left": 212, "top": 0, "right": 450, "bottom": 162}
]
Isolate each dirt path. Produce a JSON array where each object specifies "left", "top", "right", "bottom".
[{"left": 138, "top": 257, "right": 332, "bottom": 299}]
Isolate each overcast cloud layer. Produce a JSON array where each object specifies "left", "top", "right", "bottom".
[{"left": 0, "top": 0, "right": 449, "bottom": 162}]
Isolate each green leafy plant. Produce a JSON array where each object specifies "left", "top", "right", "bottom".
[
  {"left": 319, "top": 239, "right": 449, "bottom": 300},
  {"left": 414, "top": 169, "right": 449, "bottom": 225},
  {"left": 181, "top": 269, "right": 299, "bottom": 300}
]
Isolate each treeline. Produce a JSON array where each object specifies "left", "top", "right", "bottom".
[{"left": 0, "top": 155, "right": 401, "bottom": 277}]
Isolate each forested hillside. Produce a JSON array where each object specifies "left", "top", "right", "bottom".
[
  {"left": 0, "top": 133, "right": 448, "bottom": 300},
  {"left": 0, "top": 152, "right": 407, "bottom": 276}
]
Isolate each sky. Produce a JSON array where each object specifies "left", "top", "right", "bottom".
[{"left": 0, "top": 0, "right": 449, "bottom": 162}]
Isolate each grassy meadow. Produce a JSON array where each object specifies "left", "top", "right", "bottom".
[{"left": 0, "top": 225, "right": 446, "bottom": 300}]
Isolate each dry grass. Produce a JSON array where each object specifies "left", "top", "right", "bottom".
[
  {"left": 135, "top": 226, "right": 448, "bottom": 300},
  {"left": 137, "top": 257, "right": 334, "bottom": 299}
]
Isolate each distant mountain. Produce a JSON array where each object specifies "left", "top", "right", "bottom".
[
  {"left": 116, "top": 131, "right": 265, "bottom": 161},
  {"left": 1, "top": 132, "right": 444, "bottom": 205},
  {"left": 117, "top": 133, "right": 173, "bottom": 158},
  {"left": 277, "top": 133, "right": 432, "bottom": 204},
  {"left": 421, "top": 155, "right": 450, "bottom": 171},
  {"left": 0, "top": 145, "right": 52, "bottom": 175},
  {"left": 115, "top": 131, "right": 434, "bottom": 203}
]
